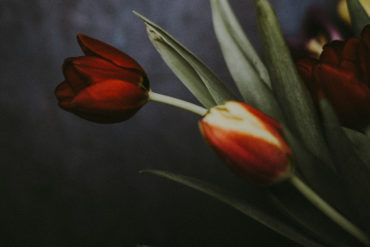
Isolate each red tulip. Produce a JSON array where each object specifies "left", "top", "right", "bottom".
[
  {"left": 55, "top": 34, "right": 149, "bottom": 123},
  {"left": 296, "top": 25, "right": 370, "bottom": 129},
  {"left": 199, "top": 101, "right": 293, "bottom": 185}
]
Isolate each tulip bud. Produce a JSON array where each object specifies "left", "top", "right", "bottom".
[
  {"left": 199, "top": 101, "right": 293, "bottom": 185},
  {"left": 55, "top": 34, "right": 149, "bottom": 123}
]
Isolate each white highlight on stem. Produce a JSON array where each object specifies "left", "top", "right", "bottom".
[
  {"left": 290, "top": 175, "right": 370, "bottom": 246},
  {"left": 149, "top": 91, "right": 208, "bottom": 116}
]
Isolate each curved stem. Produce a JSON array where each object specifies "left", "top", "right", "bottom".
[
  {"left": 149, "top": 91, "right": 208, "bottom": 116},
  {"left": 290, "top": 175, "right": 370, "bottom": 246}
]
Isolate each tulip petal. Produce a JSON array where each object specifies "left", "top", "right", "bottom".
[
  {"left": 200, "top": 121, "right": 290, "bottom": 185},
  {"left": 239, "top": 103, "right": 289, "bottom": 149},
  {"left": 70, "top": 56, "right": 146, "bottom": 87},
  {"left": 340, "top": 38, "right": 361, "bottom": 73},
  {"left": 314, "top": 64, "right": 370, "bottom": 127},
  {"left": 69, "top": 79, "right": 148, "bottom": 123},
  {"left": 320, "top": 45, "right": 342, "bottom": 65},
  {"left": 55, "top": 80, "right": 75, "bottom": 108},
  {"left": 296, "top": 58, "right": 319, "bottom": 97},
  {"left": 63, "top": 57, "right": 90, "bottom": 92},
  {"left": 77, "top": 34, "right": 146, "bottom": 75},
  {"left": 199, "top": 101, "right": 292, "bottom": 185},
  {"left": 296, "top": 58, "right": 317, "bottom": 79}
]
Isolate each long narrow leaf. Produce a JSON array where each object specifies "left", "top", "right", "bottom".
[
  {"left": 146, "top": 28, "right": 216, "bottom": 108},
  {"left": 319, "top": 98, "right": 370, "bottom": 234},
  {"left": 210, "top": 0, "right": 284, "bottom": 122},
  {"left": 134, "top": 11, "right": 237, "bottom": 105},
  {"left": 343, "top": 127, "right": 370, "bottom": 169},
  {"left": 254, "top": 0, "right": 333, "bottom": 169},
  {"left": 270, "top": 183, "right": 364, "bottom": 247},
  {"left": 269, "top": 193, "right": 350, "bottom": 247},
  {"left": 141, "top": 169, "right": 324, "bottom": 247},
  {"left": 214, "top": 0, "right": 271, "bottom": 88},
  {"left": 347, "top": 0, "right": 370, "bottom": 36}
]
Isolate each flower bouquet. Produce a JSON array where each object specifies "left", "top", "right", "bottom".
[{"left": 55, "top": 0, "right": 370, "bottom": 246}]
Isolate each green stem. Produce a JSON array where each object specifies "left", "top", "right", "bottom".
[
  {"left": 149, "top": 91, "right": 208, "bottom": 116},
  {"left": 290, "top": 175, "right": 370, "bottom": 246}
]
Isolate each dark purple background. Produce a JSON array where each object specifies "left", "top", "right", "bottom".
[{"left": 0, "top": 1, "right": 337, "bottom": 246}]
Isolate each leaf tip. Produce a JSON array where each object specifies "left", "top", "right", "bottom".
[{"left": 132, "top": 10, "right": 150, "bottom": 24}]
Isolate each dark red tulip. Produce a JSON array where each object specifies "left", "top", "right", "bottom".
[
  {"left": 55, "top": 34, "right": 149, "bottom": 123},
  {"left": 297, "top": 25, "right": 370, "bottom": 129},
  {"left": 199, "top": 101, "right": 293, "bottom": 185}
]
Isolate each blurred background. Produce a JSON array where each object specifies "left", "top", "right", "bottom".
[{"left": 0, "top": 0, "right": 338, "bottom": 246}]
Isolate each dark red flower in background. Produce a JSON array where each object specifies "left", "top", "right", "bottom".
[
  {"left": 297, "top": 25, "right": 370, "bottom": 129},
  {"left": 55, "top": 34, "right": 149, "bottom": 123},
  {"left": 199, "top": 101, "right": 293, "bottom": 185}
]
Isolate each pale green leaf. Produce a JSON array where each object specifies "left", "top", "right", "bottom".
[
  {"left": 347, "top": 0, "right": 370, "bottom": 36},
  {"left": 147, "top": 30, "right": 216, "bottom": 108},
  {"left": 213, "top": 0, "right": 271, "bottom": 88},
  {"left": 210, "top": 0, "right": 284, "bottom": 122},
  {"left": 134, "top": 11, "right": 237, "bottom": 105},
  {"left": 254, "top": 0, "right": 333, "bottom": 169},
  {"left": 141, "top": 169, "right": 324, "bottom": 247}
]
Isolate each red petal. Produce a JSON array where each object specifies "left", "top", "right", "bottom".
[
  {"left": 63, "top": 57, "right": 90, "bottom": 92},
  {"left": 70, "top": 56, "right": 145, "bottom": 86},
  {"left": 296, "top": 57, "right": 318, "bottom": 81},
  {"left": 296, "top": 58, "right": 320, "bottom": 102},
  {"left": 238, "top": 103, "right": 280, "bottom": 132},
  {"left": 313, "top": 64, "right": 370, "bottom": 128},
  {"left": 55, "top": 81, "right": 75, "bottom": 108},
  {"left": 340, "top": 38, "right": 361, "bottom": 73},
  {"left": 200, "top": 121, "right": 291, "bottom": 185},
  {"left": 320, "top": 46, "right": 341, "bottom": 65},
  {"left": 77, "top": 34, "right": 146, "bottom": 75},
  {"left": 239, "top": 104, "right": 292, "bottom": 157},
  {"left": 69, "top": 79, "right": 148, "bottom": 123}
]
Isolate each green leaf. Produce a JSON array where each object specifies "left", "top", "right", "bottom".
[
  {"left": 347, "top": 0, "right": 370, "bottom": 36},
  {"left": 254, "top": 0, "right": 333, "bottom": 169},
  {"left": 269, "top": 193, "right": 352, "bottom": 247},
  {"left": 212, "top": 0, "right": 271, "bottom": 88},
  {"left": 282, "top": 126, "right": 351, "bottom": 216},
  {"left": 210, "top": 0, "right": 284, "bottom": 122},
  {"left": 141, "top": 169, "right": 325, "bottom": 247},
  {"left": 319, "top": 98, "right": 370, "bottom": 234},
  {"left": 134, "top": 11, "right": 237, "bottom": 105},
  {"left": 146, "top": 31, "right": 216, "bottom": 108},
  {"left": 270, "top": 184, "right": 364, "bottom": 247},
  {"left": 343, "top": 127, "right": 370, "bottom": 170}
]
